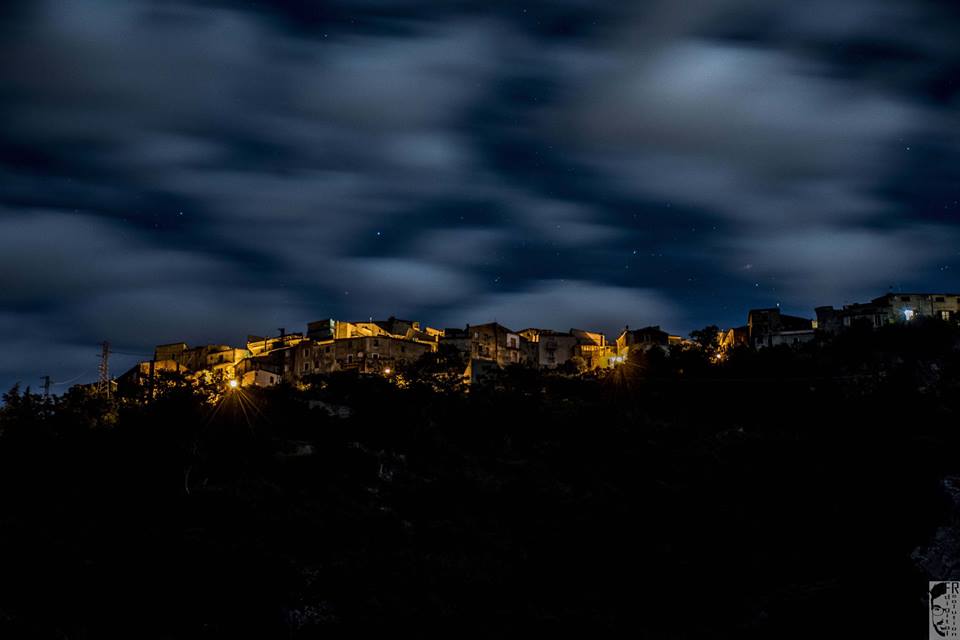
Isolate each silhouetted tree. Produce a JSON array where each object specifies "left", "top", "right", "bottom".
[{"left": 689, "top": 324, "right": 721, "bottom": 353}]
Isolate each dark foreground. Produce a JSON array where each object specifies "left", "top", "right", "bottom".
[{"left": 2, "top": 323, "right": 959, "bottom": 638}]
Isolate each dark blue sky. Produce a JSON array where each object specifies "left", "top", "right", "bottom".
[{"left": 2, "top": 0, "right": 959, "bottom": 389}]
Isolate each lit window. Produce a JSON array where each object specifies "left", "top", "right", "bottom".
[{"left": 942, "top": 311, "right": 951, "bottom": 321}]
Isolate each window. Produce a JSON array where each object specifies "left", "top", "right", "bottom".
[
  {"left": 372, "top": 353, "right": 379, "bottom": 360},
  {"left": 373, "top": 339, "right": 379, "bottom": 347},
  {"left": 325, "top": 346, "right": 331, "bottom": 353},
  {"left": 347, "top": 355, "right": 353, "bottom": 364},
  {"left": 942, "top": 311, "right": 952, "bottom": 321},
  {"left": 900, "top": 296, "right": 911, "bottom": 302},
  {"left": 400, "top": 346, "right": 406, "bottom": 353}
]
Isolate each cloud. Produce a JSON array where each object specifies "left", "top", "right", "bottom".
[
  {"left": 408, "top": 227, "right": 507, "bottom": 267},
  {"left": 335, "top": 258, "right": 479, "bottom": 313},
  {"left": 451, "top": 280, "right": 680, "bottom": 335},
  {"left": 72, "top": 285, "right": 310, "bottom": 348},
  {"left": 2, "top": 0, "right": 960, "bottom": 391},
  {"left": 512, "top": 195, "right": 617, "bottom": 247},
  {"left": 730, "top": 224, "right": 958, "bottom": 305},
  {"left": 0, "top": 210, "right": 228, "bottom": 307},
  {"left": 555, "top": 41, "right": 921, "bottom": 225}
]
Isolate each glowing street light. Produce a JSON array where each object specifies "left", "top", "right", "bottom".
[
  {"left": 228, "top": 379, "right": 239, "bottom": 389},
  {"left": 383, "top": 367, "right": 392, "bottom": 375}
]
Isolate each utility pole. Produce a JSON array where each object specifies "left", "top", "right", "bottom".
[
  {"left": 148, "top": 358, "right": 156, "bottom": 401},
  {"left": 97, "top": 341, "right": 111, "bottom": 397},
  {"left": 41, "top": 375, "right": 52, "bottom": 399}
]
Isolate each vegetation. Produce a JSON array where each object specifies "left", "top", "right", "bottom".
[{"left": 1, "top": 320, "right": 959, "bottom": 638}]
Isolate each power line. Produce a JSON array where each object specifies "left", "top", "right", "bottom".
[
  {"left": 53, "top": 371, "right": 88, "bottom": 386},
  {"left": 110, "top": 349, "right": 152, "bottom": 357}
]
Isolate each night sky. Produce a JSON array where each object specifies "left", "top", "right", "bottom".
[{"left": 2, "top": 0, "right": 960, "bottom": 390}]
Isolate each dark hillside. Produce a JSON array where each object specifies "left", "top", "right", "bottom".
[{"left": 1, "top": 322, "right": 959, "bottom": 638}]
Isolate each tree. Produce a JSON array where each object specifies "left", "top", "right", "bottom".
[
  {"left": 689, "top": 325, "right": 721, "bottom": 353},
  {"left": 399, "top": 344, "right": 468, "bottom": 392}
]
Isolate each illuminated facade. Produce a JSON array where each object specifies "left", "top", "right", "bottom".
[
  {"left": 519, "top": 328, "right": 618, "bottom": 369},
  {"left": 616, "top": 326, "right": 669, "bottom": 358},
  {"left": 151, "top": 342, "right": 251, "bottom": 381},
  {"left": 293, "top": 334, "right": 433, "bottom": 377}
]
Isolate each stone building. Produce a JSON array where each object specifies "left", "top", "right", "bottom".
[
  {"left": 570, "top": 329, "right": 617, "bottom": 369},
  {"left": 747, "top": 308, "right": 814, "bottom": 348},
  {"left": 518, "top": 328, "right": 579, "bottom": 368},
  {"left": 616, "top": 326, "right": 669, "bottom": 358},
  {"left": 439, "top": 327, "right": 471, "bottom": 354},
  {"left": 516, "top": 327, "right": 618, "bottom": 370},
  {"left": 152, "top": 342, "right": 250, "bottom": 381},
  {"left": 247, "top": 331, "right": 304, "bottom": 356},
  {"left": 236, "top": 346, "right": 294, "bottom": 385},
  {"left": 307, "top": 316, "right": 440, "bottom": 346},
  {"left": 239, "top": 363, "right": 283, "bottom": 387},
  {"left": 816, "top": 292, "right": 960, "bottom": 332},
  {"left": 719, "top": 326, "right": 749, "bottom": 352},
  {"left": 439, "top": 323, "right": 529, "bottom": 367},
  {"left": 293, "top": 334, "right": 434, "bottom": 377},
  {"left": 463, "top": 322, "right": 531, "bottom": 367}
]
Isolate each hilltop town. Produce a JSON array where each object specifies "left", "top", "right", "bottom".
[{"left": 119, "top": 291, "right": 960, "bottom": 390}]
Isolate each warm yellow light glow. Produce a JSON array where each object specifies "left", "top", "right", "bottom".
[
  {"left": 383, "top": 367, "right": 392, "bottom": 375},
  {"left": 229, "top": 379, "right": 239, "bottom": 388}
]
